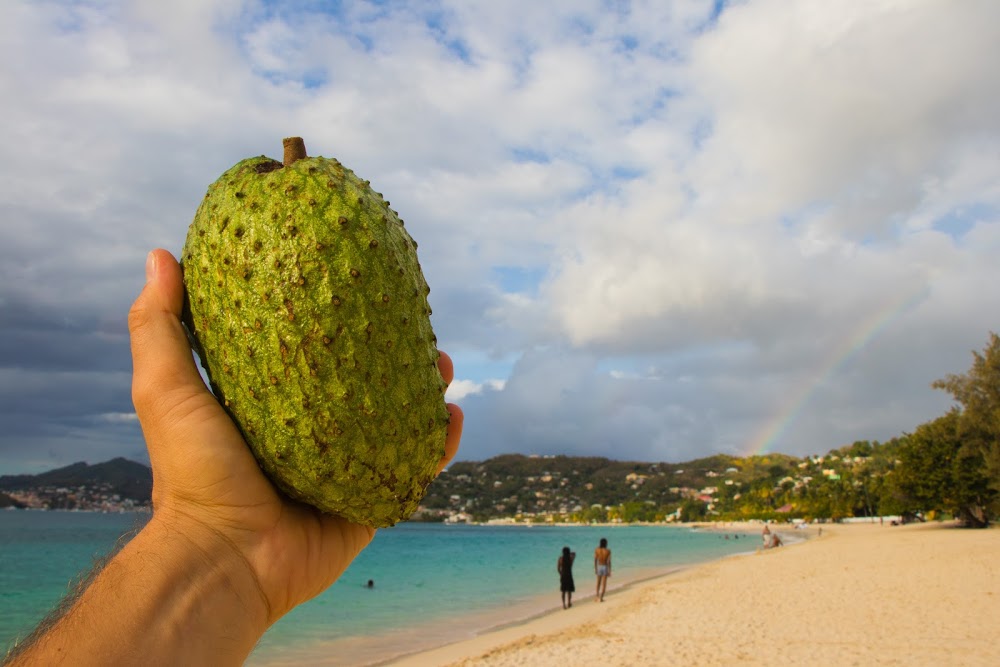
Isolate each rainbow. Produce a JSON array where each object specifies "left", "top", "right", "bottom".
[{"left": 742, "top": 286, "right": 928, "bottom": 458}]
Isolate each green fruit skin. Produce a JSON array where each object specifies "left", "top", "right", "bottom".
[{"left": 181, "top": 154, "right": 449, "bottom": 528}]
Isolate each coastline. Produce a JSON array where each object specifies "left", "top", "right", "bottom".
[
  {"left": 248, "top": 523, "right": 766, "bottom": 666},
  {"left": 249, "top": 522, "right": 773, "bottom": 666},
  {"left": 382, "top": 521, "right": 1000, "bottom": 667}
]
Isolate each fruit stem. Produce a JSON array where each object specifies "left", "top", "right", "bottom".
[{"left": 283, "top": 137, "right": 307, "bottom": 166}]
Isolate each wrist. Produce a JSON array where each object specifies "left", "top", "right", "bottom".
[
  {"left": 144, "top": 508, "right": 272, "bottom": 636},
  {"left": 97, "top": 510, "right": 271, "bottom": 665}
]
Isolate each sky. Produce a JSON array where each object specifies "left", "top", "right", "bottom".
[{"left": 1, "top": 0, "right": 999, "bottom": 474}]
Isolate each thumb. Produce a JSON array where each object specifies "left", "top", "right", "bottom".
[{"left": 128, "top": 249, "right": 208, "bottom": 425}]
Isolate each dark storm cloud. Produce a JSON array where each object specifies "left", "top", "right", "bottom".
[
  {"left": 0, "top": 298, "right": 130, "bottom": 373},
  {"left": 0, "top": 364, "right": 141, "bottom": 473}
]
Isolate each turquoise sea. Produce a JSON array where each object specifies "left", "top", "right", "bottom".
[{"left": 0, "top": 510, "right": 758, "bottom": 665}]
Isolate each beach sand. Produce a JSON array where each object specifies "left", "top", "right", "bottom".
[{"left": 387, "top": 522, "right": 999, "bottom": 666}]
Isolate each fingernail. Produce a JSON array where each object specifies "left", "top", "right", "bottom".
[{"left": 145, "top": 251, "right": 157, "bottom": 283}]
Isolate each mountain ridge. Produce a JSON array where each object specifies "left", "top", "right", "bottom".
[{"left": 0, "top": 457, "right": 153, "bottom": 501}]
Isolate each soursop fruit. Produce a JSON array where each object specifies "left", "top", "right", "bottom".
[{"left": 181, "top": 137, "right": 449, "bottom": 527}]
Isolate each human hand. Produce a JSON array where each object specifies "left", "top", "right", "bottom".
[{"left": 128, "top": 248, "right": 463, "bottom": 625}]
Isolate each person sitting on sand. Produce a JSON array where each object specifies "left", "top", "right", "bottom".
[
  {"left": 558, "top": 546, "right": 576, "bottom": 609},
  {"left": 594, "top": 538, "right": 612, "bottom": 602},
  {"left": 762, "top": 524, "right": 773, "bottom": 549}
]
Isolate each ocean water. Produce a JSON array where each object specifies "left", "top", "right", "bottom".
[
  {"left": 0, "top": 511, "right": 757, "bottom": 664},
  {"left": 0, "top": 511, "right": 147, "bottom": 650}
]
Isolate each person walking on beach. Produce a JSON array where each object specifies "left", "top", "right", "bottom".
[
  {"left": 594, "top": 537, "right": 611, "bottom": 602},
  {"left": 558, "top": 546, "right": 576, "bottom": 609}
]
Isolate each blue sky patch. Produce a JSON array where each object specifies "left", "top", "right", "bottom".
[
  {"left": 511, "top": 147, "right": 551, "bottom": 164},
  {"left": 493, "top": 266, "right": 547, "bottom": 295},
  {"left": 933, "top": 203, "right": 995, "bottom": 239}
]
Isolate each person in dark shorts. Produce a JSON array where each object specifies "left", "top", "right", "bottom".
[{"left": 558, "top": 546, "right": 576, "bottom": 609}]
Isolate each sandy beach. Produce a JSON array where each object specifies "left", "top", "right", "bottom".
[{"left": 388, "top": 522, "right": 999, "bottom": 666}]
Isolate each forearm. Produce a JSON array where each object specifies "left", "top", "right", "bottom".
[{"left": 6, "top": 513, "right": 269, "bottom": 667}]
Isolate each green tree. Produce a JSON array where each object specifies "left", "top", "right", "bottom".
[
  {"left": 890, "top": 411, "right": 994, "bottom": 527},
  {"left": 678, "top": 498, "right": 707, "bottom": 522},
  {"left": 932, "top": 332, "right": 1000, "bottom": 503},
  {"left": 848, "top": 440, "right": 874, "bottom": 458},
  {"left": 619, "top": 501, "right": 647, "bottom": 523}
]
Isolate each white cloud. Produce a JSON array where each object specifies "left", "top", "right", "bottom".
[
  {"left": 1, "top": 0, "right": 998, "bottom": 471},
  {"left": 687, "top": 0, "right": 1000, "bottom": 233},
  {"left": 96, "top": 412, "right": 139, "bottom": 424},
  {"left": 530, "top": 0, "right": 1000, "bottom": 362},
  {"left": 446, "top": 378, "right": 506, "bottom": 402}
]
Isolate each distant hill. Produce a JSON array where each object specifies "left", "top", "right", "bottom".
[
  {"left": 0, "top": 457, "right": 153, "bottom": 502},
  {"left": 0, "top": 452, "right": 778, "bottom": 513},
  {"left": 417, "top": 452, "right": 802, "bottom": 521},
  {"left": 0, "top": 444, "right": 890, "bottom": 523}
]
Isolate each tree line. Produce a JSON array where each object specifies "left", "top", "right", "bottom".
[{"left": 885, "top": 331, "right": 999, "bottom": 527}]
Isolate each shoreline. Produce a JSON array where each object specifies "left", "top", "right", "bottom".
[
  {"left": 249, "top": 563, "right": 713, "bottom": 667},
  {"left": 251, "top": 522, "right": 785, "bottom": 666},
  {"left": 382, "top": 521, "right": 999, "bottom": 666},
  {"left": 383, "top": 522, "right": 795, "bottom": 666}
]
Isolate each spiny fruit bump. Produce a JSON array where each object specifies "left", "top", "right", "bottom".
[{"left": 181, "top": 137, "right": 449, "bottom": 527}]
